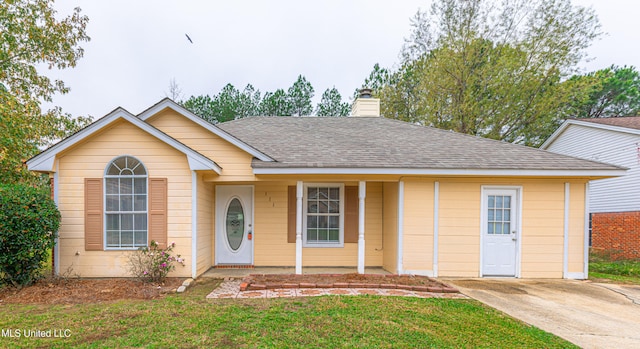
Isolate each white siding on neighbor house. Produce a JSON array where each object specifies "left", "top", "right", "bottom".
[{"left": 545, "top": 124, "right": 639, "bottom": 213}]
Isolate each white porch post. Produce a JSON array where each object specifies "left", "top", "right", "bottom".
[
  {"left": 357, "top": 181, "right": 366, "bottom": 274},
  {"left": 563, "top": 182, "right": 570, "bottom": 278},
  {"left": 53, "top": 160, "right": 60, "bottom": 275},
  {"left": 433, "top": 181, "right": 440, "bottom": 277},
  {"left": 397, "top": 181, "right": 404, "bottom": 274},
  {"left": 191, "top": 171, "right": 198, "bottom": 279},
  {"left": 295, "top": 181, "right": 303, "bottom": 274}
]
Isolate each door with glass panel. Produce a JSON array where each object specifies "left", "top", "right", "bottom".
[
  {"left": 215, "top": 186, "right": 253, "bottom": 265},
  {"left": 482, "top": 188, "right": 518, "bottom": 276}
]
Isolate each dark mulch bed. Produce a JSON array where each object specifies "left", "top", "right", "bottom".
[
  {"left": 0, "top": 278, "right": 184, "bottom": 304},
  {"left": 242, "top": 273, "right": 458, "bottom": 293}
]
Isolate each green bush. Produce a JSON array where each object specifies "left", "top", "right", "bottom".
[
  {"left": 0, "top": 183, "right": 60, "bottom": 287},
  {"left": 127, "top": 240, "right": 185, "bottom": 283}
]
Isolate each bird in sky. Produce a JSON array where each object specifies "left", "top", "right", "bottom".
[{"left": 185, "top": 34, "right": 193, "bottom": 44}]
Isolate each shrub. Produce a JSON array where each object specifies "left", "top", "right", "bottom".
[
  {"left": 127, "top": 240, "right": 185, "bottom": 283},
  {"left": 0, "top": 183, "right": 60, "bottom": 287}
]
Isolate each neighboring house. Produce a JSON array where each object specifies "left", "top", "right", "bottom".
[
  {"left": 27, "top": 95, "right": 624, "bottom": 280},
  {"left": 542, "top": 117, "right": 640, "bottom": 259}
]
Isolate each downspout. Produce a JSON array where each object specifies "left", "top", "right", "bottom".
[{"left": 191, "top": 171, "right": 198, "bottom": 279}]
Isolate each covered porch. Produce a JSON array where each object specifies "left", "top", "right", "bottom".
[{"left": 203, "top": 178, "right": 405, "bottom": 276}]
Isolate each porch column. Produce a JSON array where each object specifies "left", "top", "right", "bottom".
[
  {"left": 296, "top": 181, "right": 303, "bottom": 274},
  {"left": 357, "top": 181, "right": 366, "bottom": 274},
  {"left": 191, "top": 171, "right": 198, "bottom": 279},
  {"left": 52, "top": 161, "right": 60, "bottom": 275},
  {"left": 563, "top": 182, "right": 570, "bottom": 278}
]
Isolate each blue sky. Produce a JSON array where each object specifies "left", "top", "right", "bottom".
[{"left": 46, "top": 0, "right": 640, "bottom": 118}]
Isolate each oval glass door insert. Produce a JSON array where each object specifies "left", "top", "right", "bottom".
[{"left": 225, "top": 198, "right": 244, "bottom": 251}]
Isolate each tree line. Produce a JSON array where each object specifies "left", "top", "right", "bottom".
[{"left": 176, "top": 75, "right": 351, "bottom": 124}]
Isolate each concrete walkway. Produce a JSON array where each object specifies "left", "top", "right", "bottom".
[
  {"left": 444, "top": 278, "right": 640, "bottom": 349},
  {"left": 206, "top": 279, "right": 467, "bottom": 299}
]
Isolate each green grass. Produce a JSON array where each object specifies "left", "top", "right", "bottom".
[
  {"left": 0, "top": 279, "right": 576, "bottom": 349},
  {"left": 589, "top": 271, "right": 640, "bottom": 285},
  {"left": 589, "top": 259, "right": 640, "bottom": 285},
  {"left": 589, "top": 249, "right": 640, "bottom": 285}
]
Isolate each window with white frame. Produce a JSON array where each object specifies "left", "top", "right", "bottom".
[
  {"left": 105, "top": 156, "right": 148, "bottom": 249},
  {"left": 303, "top": 184, "right": 344, "bottom": 247}
]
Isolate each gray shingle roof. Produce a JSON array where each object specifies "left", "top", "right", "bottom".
[{"left": 217, "top": 116, "right": 623, "bottom": 172}]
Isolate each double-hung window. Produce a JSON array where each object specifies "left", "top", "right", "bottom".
[
  {"left": 303, "top": 184, "right": 344, "bottom": 247},
  {"left": 104, "top": 156, "right": 148, "bottom": 249}
]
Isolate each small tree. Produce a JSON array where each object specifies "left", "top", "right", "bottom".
[{"left": 0, "top": 184, "right": 60, "bottom": 287}]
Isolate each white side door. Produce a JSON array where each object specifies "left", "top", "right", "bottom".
[
  {"left": 215, "top": 186, "right": 253, "bottom": 265},
  {"left": 482, "top": 188, "right": 518, "bottom": 276}
]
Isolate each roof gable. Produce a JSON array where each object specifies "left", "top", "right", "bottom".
[
  {"left": 137, "top": 98, "right": 274, "bottom": 162},
  {"left": 27, "top": 108, "right": 221, "bottom": 173}
]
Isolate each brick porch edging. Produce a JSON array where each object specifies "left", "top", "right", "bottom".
[
  {"left": 239, "top": 274, "right": 459, "bottom": 294},
  {"left": 206, "top": 280, "right": 467, "bottom": 299}
]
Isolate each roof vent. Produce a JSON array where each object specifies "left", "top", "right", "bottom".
[
  {"left": 351, "top": 88, "right": 380, "bottom": 117},
  {"left": 359, "top": 88, "right": 373, "bottom": 98}
]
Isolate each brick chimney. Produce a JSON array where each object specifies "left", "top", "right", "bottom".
[{"left": 351, "top": 88, "right": 380, "bottom": 117}]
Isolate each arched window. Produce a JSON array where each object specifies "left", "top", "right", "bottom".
[{"left": 104, "top": 156, "right": 148, "bottom": 249}]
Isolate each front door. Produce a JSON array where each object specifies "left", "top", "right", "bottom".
[
  {"left": 215, "top": 186, "right": 253, "bottom": 265},
  {"left": 482, "top": 188, "right": 518, "bottom": 276}
]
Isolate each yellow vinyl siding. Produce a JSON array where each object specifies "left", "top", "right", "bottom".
[
  {"left": 250, "top": 182, "right": 383, "bottom": 267},
  {"left": 401, "top": 179, "right": 434, "bottom": 273},
  {"left": 437, "top": 180, "right": 482, "bottom": 277},
  {"left": 364, "top": 183, "right": 384, "bottom": 266},
  {"left": 253, "top": 183, "right": 295, "bottom": 265},
  {"left": 382, "top": 182, "right": 398, "bottom": 272},
  {"left": 146, "top": 109, "right": 255, "bottom": 181},
  {"left": 196, "top": 173, "right": 214, "bottom": 276},
  {"left": 568, "top": 181, "right": 587, "bottom": 274},
  {"left": 56, "top": 119, "right": 192, "bottom": 277},
  {"left": 520, "top": 181, "right": 564, "bottom": 278}
]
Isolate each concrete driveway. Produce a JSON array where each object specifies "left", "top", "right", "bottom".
[{"left": 443, "top": 279, "right": 640, "bottom": 349}]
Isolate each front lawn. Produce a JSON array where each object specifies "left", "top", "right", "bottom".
[{"left": 0, "top": 279, "right": 576, "bottom": 348}]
